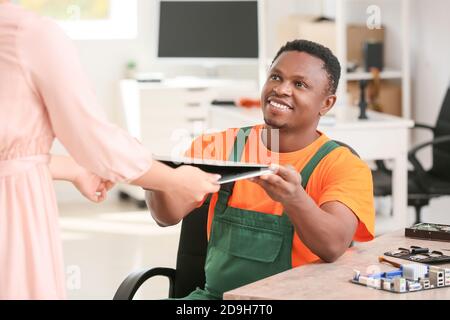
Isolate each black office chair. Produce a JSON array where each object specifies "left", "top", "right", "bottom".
[
  {"left": 372, "top": 86, "right": 450, "bottom": 225},
  {"left": 113, "top": 141, "right": 360, "bottom": 300},
  {"left": 113, "top": 195, "right": 210, "bottom": 300}
]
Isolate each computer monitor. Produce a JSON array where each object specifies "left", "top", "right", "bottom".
[{"left": 157, "top": 0, "right": 259, "bottom": 64}]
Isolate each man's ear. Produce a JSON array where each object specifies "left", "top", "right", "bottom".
[{"left": 319, "top": 95, "right": 337, "bottom": 116}]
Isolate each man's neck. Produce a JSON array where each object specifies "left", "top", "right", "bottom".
[{"left": 263, "top": 126, "right": 320, "bottom": 153}]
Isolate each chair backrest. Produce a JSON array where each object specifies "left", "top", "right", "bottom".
[
  {"left": 431, "top": 87, "right": 450, "bottom": 179},
  {"left": 171, "top": 140, "right": 359, "bottom": 298},
  {"left": 172, "top": 196, "right": 209, "bottom": 298}
]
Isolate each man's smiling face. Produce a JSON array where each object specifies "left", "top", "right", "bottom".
[{"left": 261, "top": 51, "right": 335, "bottom": 133}]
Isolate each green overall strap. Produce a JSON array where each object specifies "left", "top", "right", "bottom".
[
  {"left": 228, "top": 126, "right": 253, "bottom": 162},
  {"left": 300, "top": 140, "right": 341, "bottom": 188},
  {"left": 215, "top": 126, "right": 253, "bottom": 210}
]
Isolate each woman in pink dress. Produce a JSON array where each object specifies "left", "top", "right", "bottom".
[{"left": 0, "top": 1, "right": 220, "bottom": 299}]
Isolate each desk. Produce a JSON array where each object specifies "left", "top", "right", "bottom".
[
  {"left": 209, "top": 106, "right": 414, "bottom": 231},
  {"left": 224, "top": 230, "right": 450, "bottom": 300}
]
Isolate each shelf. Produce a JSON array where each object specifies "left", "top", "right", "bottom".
[{"left": 346, "top": 68, "right": 403, "bottom": 81}]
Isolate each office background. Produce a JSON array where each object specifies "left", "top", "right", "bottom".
[{"left": 15, "top": 0, "right": 450, "bottom": 299}]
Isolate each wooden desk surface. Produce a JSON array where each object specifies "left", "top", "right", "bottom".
[{"left": 223, "top": 230, "right": 450, "bottom": 300}]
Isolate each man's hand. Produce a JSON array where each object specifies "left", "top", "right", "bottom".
[
  {"left": 251, "top": 164, "right": 303, "bottom": 205},
  {"left": 253, "top": 164, "right": 358, "bottom": 263}
]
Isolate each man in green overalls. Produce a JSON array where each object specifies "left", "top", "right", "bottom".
[{"left": 148, "top": 40, "right": 375, "bottom": 300}]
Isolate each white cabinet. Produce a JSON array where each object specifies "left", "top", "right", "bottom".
[
  {"left": 120, "top": 80, "right": 210, "bottom": 157},
  {"left": 120, "top": 78, "right": 258, "bottom": 157}
]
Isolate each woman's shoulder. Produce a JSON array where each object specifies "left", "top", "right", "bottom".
[{"left": 14, "top": 6, "right": 63, "bottom": 42}]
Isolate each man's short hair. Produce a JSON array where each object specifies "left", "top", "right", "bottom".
[{"left": 272, "top": 39, "right": 341, "bottom": 95}]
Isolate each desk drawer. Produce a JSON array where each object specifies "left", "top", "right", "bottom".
[
  {"left": 142, "top": 118, "right": 205, "bottom": 137},
  {"left": 141, "top": 102, "right": 208, "bottom": 119},
  {"left": 140, "top": 88, "right": 215, "bottom": 105}
]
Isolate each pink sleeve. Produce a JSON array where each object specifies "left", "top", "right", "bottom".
[{"left": 18, "top": 17, "right": 151, "bottom": 182}]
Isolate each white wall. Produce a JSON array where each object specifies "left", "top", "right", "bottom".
[{"left": 265, "top": 0, "right": 321, "bottom": 58}]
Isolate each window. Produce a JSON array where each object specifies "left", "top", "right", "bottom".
[{"left": 17, "top": 0, "right": 137, "bottom": 39}]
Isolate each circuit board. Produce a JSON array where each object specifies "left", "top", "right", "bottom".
[
  {"left": 405, "top": 223, "right": 450, "bottom": 242},
  {"left": 351, "top": 264, "right": 450, "bottom": 293}
]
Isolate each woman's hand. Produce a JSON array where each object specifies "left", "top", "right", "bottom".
[
  {"left": 72, "top": 168, "right": 115, "bottom": 203},
  {"left": 133, "top": 161, "right": 221, "bottom": 226},
  {"left": 172, "top": 165, "right": 221, "bottom": 206},
  {"left": 49, "top": 155, "right": 115, "bottom": 203},
  {"left": 144, "top": 164, "right": 221, "bottom": 226}
]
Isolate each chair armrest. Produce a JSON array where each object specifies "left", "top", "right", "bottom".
[
  {"left": 407, "top": 135, "right": 450, "bottom": 188},
  {"left": 413, "top": 123, "right": 435, "bottom": 133},
  {"left": 375, "top": 123, "right": 436, "bottom": 173},
  {"left": 113, "top": 267, "right": 176, "bottom": 300}
]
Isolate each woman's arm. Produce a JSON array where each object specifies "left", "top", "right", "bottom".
[
  {"left": 49, "top": 155, "right": 83, "bottom": 182},
  {"left": 132, "top": 161, "right": 220, "bottom": 226},
  {"left": 49, "top": 155, "right": 113, "bottom": 203},
  {"left": 21, "top": 20, "right": 219, "bottom": 209}
]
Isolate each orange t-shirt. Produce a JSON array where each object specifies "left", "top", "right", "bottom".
[{"left": 185, "top": 125, "right": 375, "bottom": 267}]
